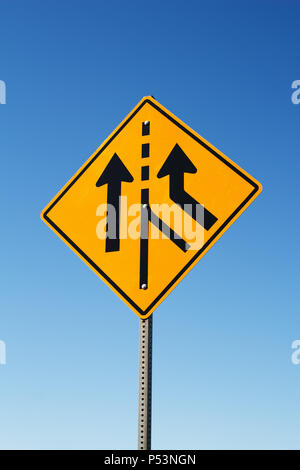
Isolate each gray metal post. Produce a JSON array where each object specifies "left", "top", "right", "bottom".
[{"left": 138, "top": 315, "right": 153, "bottom": 450}]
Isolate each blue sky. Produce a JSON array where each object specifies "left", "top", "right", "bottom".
[{"left": 0, "top": 0, "right": 300, "bottom": 449}]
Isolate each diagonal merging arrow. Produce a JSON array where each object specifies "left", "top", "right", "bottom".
[{"left": 157, "top": 144, "right": 218, "bottom": 231}]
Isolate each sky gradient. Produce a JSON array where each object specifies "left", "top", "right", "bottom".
[{"left": 0, "top": 0, "right": 300, "bottom": 449}]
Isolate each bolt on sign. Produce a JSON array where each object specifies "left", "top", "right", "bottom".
[{"left": 41, "top": 96, "right": 262, "bottom": 319}]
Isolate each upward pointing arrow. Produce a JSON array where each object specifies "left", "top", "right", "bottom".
[
  {"left": 96, "top": 153, "right": 134, "bottom": 252},
  {"left": 157, "top": 143, "right": 197, "bottom": 179},
  {"left": 157, "top": 144, "right": 218, "bottom": 231}
]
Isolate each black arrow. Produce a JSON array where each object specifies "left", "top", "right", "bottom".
[
  {"left": 96, "top": 153, "right": 134, "bottom": 252},
  {"left": 157, "top": 144, "right": 218, "bottom": 231}
]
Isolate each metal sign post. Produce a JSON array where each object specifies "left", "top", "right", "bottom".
[{"left": 138, "top": 316, "right": 153, "bottom": 450}]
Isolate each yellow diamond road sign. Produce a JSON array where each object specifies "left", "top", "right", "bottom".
[{"left": 41, "top": 96, "right": 262, "bottom": 319}]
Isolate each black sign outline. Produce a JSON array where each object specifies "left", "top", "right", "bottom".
[{"left": 42, "top": 98, "right": 260, "bottom": 317}]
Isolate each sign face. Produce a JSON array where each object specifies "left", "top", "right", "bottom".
[{"left": 41, "top": 96, "right": 262, "bottom": 319}]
